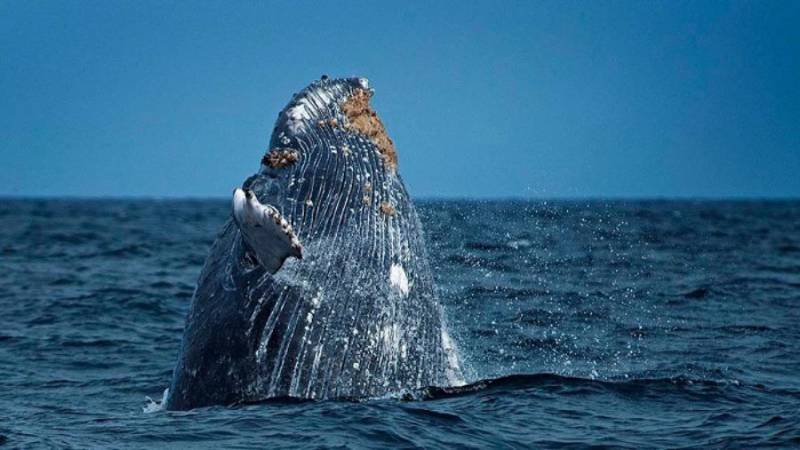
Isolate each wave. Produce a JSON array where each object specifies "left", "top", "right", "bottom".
[
  {"left": 405, "top": 372, "right": 767, "bottom": 401},
  {"left": 158, "top": 371, "right": 793, "bottom": 412}
]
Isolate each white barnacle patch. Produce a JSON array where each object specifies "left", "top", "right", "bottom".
[{"left": 389, "top": 263, "right": 409, "bottom": 297}]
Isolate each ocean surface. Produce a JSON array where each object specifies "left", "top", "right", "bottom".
[{"left": 1, "top": 199, "right": 799, "bottom": 449}]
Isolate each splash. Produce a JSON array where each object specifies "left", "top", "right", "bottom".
[{"left": 143, "top": 388, "right": 169, "bottom": 414}]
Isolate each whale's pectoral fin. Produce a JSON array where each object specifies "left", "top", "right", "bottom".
[{"left": 232, "top": 188, "right": 303, "bottom": 273}]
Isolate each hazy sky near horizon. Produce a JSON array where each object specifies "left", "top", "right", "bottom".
[{"left": 2, "top": 1, "right": 798, "bottom": 198}]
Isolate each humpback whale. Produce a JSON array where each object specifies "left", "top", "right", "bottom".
[{"left": 166, "top": 76, "right": 462, "bottom": 410}]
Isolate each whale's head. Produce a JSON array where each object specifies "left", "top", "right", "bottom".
[{"left": 233, "top": 76, "right": 405, "bottom": 274}]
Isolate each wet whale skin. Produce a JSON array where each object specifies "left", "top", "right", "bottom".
[{"left": 165, "top": 78, "right": 460, "bottom": 410}]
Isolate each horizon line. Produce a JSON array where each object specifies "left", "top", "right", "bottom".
[{"left": 1, "top": 194, "right": 799, "bottom": 202}]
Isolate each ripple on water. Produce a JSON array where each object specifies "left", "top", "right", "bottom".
[{"left": 0, "top": 200, "right": 798, "bottom": 448}]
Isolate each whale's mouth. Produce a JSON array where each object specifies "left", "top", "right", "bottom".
[{"left": 232, "top": 188, "right": 302, "bottom": 273}]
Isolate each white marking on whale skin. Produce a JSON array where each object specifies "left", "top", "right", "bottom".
[
  {"left": 380, "top": 323, "right": 402, "bottom": 358},
  {"left": 389, "top": 263, "right": 409, "bottom": 297},
  {"left": 283, "top": 82, "right": 338, "bottom": 133},
  {"left": 285, "top": 93, "right": 318, "bottom": 133}
]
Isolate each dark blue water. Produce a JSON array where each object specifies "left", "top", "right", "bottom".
[{"left": 1, "top": 199, "right": 799, "bottom": 448}]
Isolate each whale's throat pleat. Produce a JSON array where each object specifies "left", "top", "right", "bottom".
[{"left": 232, "top": 188, "right": 302, "bottom": 273}]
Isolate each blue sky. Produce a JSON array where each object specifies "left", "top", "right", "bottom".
[{"left": 1, "top": 1, "right": 798, "bottom": 198}]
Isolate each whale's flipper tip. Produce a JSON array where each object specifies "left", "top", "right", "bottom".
[{"left": 232, "top": 188, "right": 303, "bottom": 273}]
